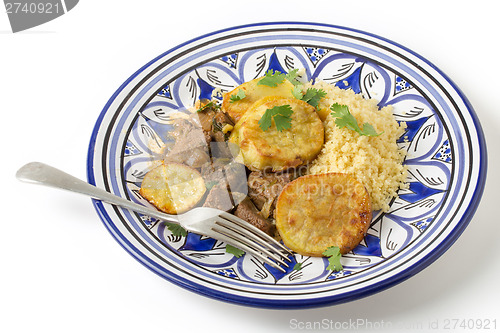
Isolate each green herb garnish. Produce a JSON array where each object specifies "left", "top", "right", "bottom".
[
  {"left": 258, "top": 105, "right": 293, "bottom": 132},
  {"left": 165, "top": 222, "right": 188, "bottom": 237},
  {"left": 291, "top": 85, "right": 326, "bottom": 108},
  {"left": 258, "top": 69, "right": 286, "bottom": 87},
  {"left": 293, "top": 262, "right": 303, "bottom": 271},
  {"left": 300, "top": 88, "right": 327, "bottom": 108},
  {"left": 258, "top": 69, "right": 301, "bottom": 87},
  {"left": 229, "top": 89, "right": 246, "bottom": 103},
  {"left": 196, "top": 100, "right": 219, "bottom": 113},
  {"left": 212, "top": 118, "right": 223, "bottom": 132},
  {"left": 226, "top": 244, "right": 245, "bottom": 258},
  {"left": 291, "top": 85, "right": 304, "bottom": 99},
  {"left": 323, "top": 246, "right": 343, "bottom": 272},
  {"left": 330, "top": 103, "right": 383, "bottom": 137},
  {"left": 284, "top": 68, "right": 301, "bottom": 86}
]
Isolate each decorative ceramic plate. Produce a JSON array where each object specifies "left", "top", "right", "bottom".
[{"left": 87, "top": 22, "right": 487, "bottom": 308}]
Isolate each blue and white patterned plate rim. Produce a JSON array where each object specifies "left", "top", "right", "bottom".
[{"left": 86, "top": 22, "right": 487, "bottom": 308}]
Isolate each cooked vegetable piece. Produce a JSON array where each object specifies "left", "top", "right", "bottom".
[
  {"left": 139, "top": 163, "right": 206, "bottom": 214},
  {"left": 222, "top": 77, "right": 295, "bottom": 122},
  {"left": 275, "top": 173, "right": 372, "bottom": 256},
  {"left": 229, "top": 96, "right": 324, "bottom": 172}
]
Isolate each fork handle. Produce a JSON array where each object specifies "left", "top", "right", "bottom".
[{"left": 16, "top": 162, "right": 180, "bottom": 224}]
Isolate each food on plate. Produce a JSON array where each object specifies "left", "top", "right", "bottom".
[
  {"left": 247, "top": 170, "right": 294, "bottom": 219},
  {"left": 201, "top": 161, "right": 248, "bottom": 212},
  {"left": 234, "top": 197, "right": 275, "bottom": 235},
  {"left": 222, "top": 76, "right": 295, "bottom": 122},
  {"left": 275, "top": 173, "right": 372, "bottom": 256},
  {"left": 139, "top": 162, "right": 206, "bottom": 214},
  {"left": 139, "top": 67, "right": 408, "bottom": 262},
  {"left": 306, "top": 82, "right": 408, "bottom": 212},
  {"left": 162, "top": 113, "right": 211, "bottom": 168},
  {"left": 195, "top": 99, "right": 235, "bottom": 143},
  {"left": 229, "top": 96, "right": 324, "bottom": 172},
  {"left": 202, "top": 182, "right": 234, "bottom": 212}
]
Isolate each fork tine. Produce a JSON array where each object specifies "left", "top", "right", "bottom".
[
  {"left": 213, "top": 218, "right": 290, "bottom": 267},
  {"left": 214, "top": 217, "right": 291, "bottom": 264},
  {"left": 208, "top": 229, "right": 286, "bottom": 273},
  {"left": 218, "top": 211, "right": 294, "bottom": 257}
]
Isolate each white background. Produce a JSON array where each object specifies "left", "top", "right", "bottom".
[{"left": 1, "top": 1, "right": 498, "bottom": 332}]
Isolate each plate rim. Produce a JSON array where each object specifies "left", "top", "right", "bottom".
[{"left": 86, "top": 21, "right": 488, "bottom": 308}]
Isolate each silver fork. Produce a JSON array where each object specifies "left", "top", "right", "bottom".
[{"left": 16, "top": 162, "right": 293, "bottom": 272}]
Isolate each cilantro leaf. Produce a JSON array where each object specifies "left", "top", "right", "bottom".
[
  {"left": 322, "top": 246, "right": 343, "bottom": 272},
  {"left": 258, "top": 69, "right": 302, "bottom": 87},
  {"left": 322, "top": 246, "right": 341, "bottom": 257},
  {"left": 196, "top": 100, "right": 219, "bottom": 113},
  {"left": 358, "top": 122, "right": 380, "bottom": 137},
  {"left": 165, "top": 222, "right": 187, "bottom": 237},
  {"left": 273, "top": 112, "right": 293, "bottom": 132},
  {"left": 229, "top": 89, "right": 246, "bottom": 103},
  {"left": 290, "top": 86, "right": 326, "bottom": 108},
  {"left": 326, "top": 255, "right": 343, "bottom": 272},
  {"left": 301, "top": 88, "right": 327, "bottom": 108},
  {"left": 330, "top": 103, "right": 359, "bottom": 131},
  {"left": 330, "top": 103, "right": 383, "bottom": 136},
  {"left": 291, "top": 85, "right": 304, "bottom": 99},
  {"left": 258, "top": 105, "right": 293, "bottom": 132},
  {"left": 258, "top": 70, "right": 286, "bottom": 87},
  {"left": 226, "top": 244, "right": 245, "bottom": 258},
  {"left": 285, "top": 68, "right": 301, "bottom": 86}
]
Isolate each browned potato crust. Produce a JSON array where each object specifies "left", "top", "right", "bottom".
[
  {"left": 229, "top": 96, "right": 324, "bottom": 172},
  {"left": 139, "top": 162, "right": 206, "bottom": 214},
  {"left": 222, "top": 77, "right": 295, "bottom": 122},
  {"left": 275, "top": 173, "right": 372, "bottom": 256}
]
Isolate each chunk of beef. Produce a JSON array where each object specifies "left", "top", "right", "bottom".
[
  {"left": 223, "top": 162, "right": 248, "bottom": 195},
  {"left": 196, "top": 108, "right": 216, "bottom": 143},
  {"left": 247, "top": 171, "right": 295, "bottom": 218},
  {"left": 201, "top": 160, "right": 248, "bottom": 196},
  {"left": 234, "top": 197, "right": 275, "bottom": 236},
  {"left": 196, "top": 100, "right": 234, "bottom": 144},
  {"left": 164, "top": 117, "right": 210, "bottom": 168},
  {"left": 211, "top": 111, "right": 234, "bottom": 142},
  {"left": 203, "top": 182, "right": 233, "bottom": 212}
]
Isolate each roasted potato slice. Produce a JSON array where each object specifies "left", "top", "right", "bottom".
[
  {"left": 222, "top": 77, "right": 295, "bottom": 122},
  {"left": 139, "top": 162, "right": 206, "bottom": 214},
  {"left": 229, "top": 96, "right": 324, "bottom": 172},
  {"left": 275, "top": 173, "right": 372, "bottom": 256}
]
